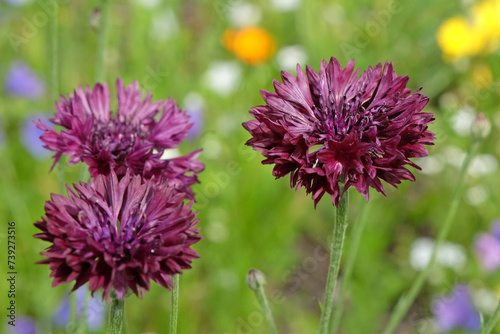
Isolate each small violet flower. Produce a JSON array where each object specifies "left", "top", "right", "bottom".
[
  {"left": 5, "top": 61, "right": 45, "bottom": 100},
  {"left": 432, "top": 284, "right": 481, "bottom": 332},
  {"left": 475, "top": 220, "right": 500, "bottom": 271},
  {"left": 5, "top": 316, "right": 37, "bottom": 334},
  {"left": 53, "top": 285, "right": 105, "bottom": 332},
  {"left": 21, "top": 113, "right": 52, "bottom": 159}
]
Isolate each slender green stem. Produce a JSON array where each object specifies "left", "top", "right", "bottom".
[
  {"left": 483, "top": 299, "right": 500, "bottom": 334},
  {"left": 170, "top": 275, "right": 179, "bottom": 334},
  {"left": 247, "top": 269, "right": 279, "bottom": 334},
  {"left": 49, "top": 0, "right": 58, "bottom": 103},
  {"left": 48, "top": 0, "right": 67, "bottom": 193},
  {"left": 382, "top": 140, "right": 481, "bottom": 334},
  {"left": 318, "top": 186, "right": 349, "bottom": 334},
  {"left": 330, "top": 202, "right": 370, "bottom": 333},
  {"left": 108, "top": 296, "right": 125, "bottom": 334},
  {"left": 95, "top": 0, "right": 111, "bottom": 83}
]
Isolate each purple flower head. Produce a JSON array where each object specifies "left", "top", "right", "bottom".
[
  {"left": 5, "top": 316, "right": 37, "bottom": 334},
  {"left": 432, "top": 284, "right": 481, "bottom": 332},
  {"left": 53, "top": 285, "right": 105, "bottom": 332},
  {"left": 36, "top": 79, "right": 204, "bottom": 199},
  {"left": 34, "top": 171, "right": 202, "bottom": 301},
  {"left": 5, "top": 61, "right": 45, "bottom": 100},
  {"left": 475, "top": 220, "right": 500, "bottom": 271},
  {"left": 21, "top": 113, "right": 52, "bottom": 159},
  {"left": 243, "top": 57, "right": 435, "bottom": 206}
]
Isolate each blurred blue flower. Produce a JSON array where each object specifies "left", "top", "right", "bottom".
[
  {"left": 432, "top": 284, "right": 481, "bottom": 332},
  {"left": 5, "top": 61, "right": 45, "bottom": 99},
  {"left": 2, "top": 0, "right": 33, "bottom": 5},
  {"left": 183, "top": 92, "right": 204, "bottom": 139},
  {"left": 21, "top": 113, "right": 51, "bottom": 159},
  {"left": 5, "top": 316, "right": 37, "bottom": 334},
  {"left": 53, "top": 286, "right": 106, "bottom": 332},
  {"left": 475, "top": 220, "right": 500, "bottom": 272}
]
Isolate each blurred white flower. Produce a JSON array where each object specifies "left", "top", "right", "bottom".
[
  {"left": 472, "top": 288, "right": 499, "bottom": 315},
  {"left": 202, "top": 136, "right": 223, "bottom": 160},
  {"left": 419, "top": 154, "right": 445, "bottom": 175},
  {"left": 466, "top": 185, "right": 488, "bottom": 206},
  {"left": 131, "top": 0, "right": 160, "bottom": 8},
  {"left": 184, "top": 92, "right": 205, "bottom": 111},
  {"left": 227, "top": 1, "right": 261, "bottom": 28},
  {"left": 206, "top": 221, "right": 229, "bottom": 243},
  {"left": 409, "top": 237, "right": 466, "bottom": 271},
  {"left": 323, "top": 4, "right": 346, "bottom": 25},
  {"left": 271, "top": 0, "right": 301, "bottom": 11},
  {"left": 276, "top": 45, "right": 308, "bottom": 71},
  {"left": 450, "top": 107, "right": 476, "bottom": 137},
  {"left": 438, "top": 91, "right": 459, "bottom": 110},
  {"left": 150, "top": 9, "right": 179, "bottom": 41},
  {"left": 204, "top": 61, "right": 242, "bottom": 96},
  {"left": 444, "top": 146, "right": 466, "bottom": 169},
  {"left": 468, "top": 154, "right": 498, "bottom": 177},
  {"left": 444, "top": 146, "right": 497, "bottom": 177}
]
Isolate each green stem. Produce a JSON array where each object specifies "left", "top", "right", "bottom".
[
  {"left": 318, "top": 186, "right": 349, "bottom": 334},
  {"left": 170, "top": 275, "right": 179, "bottom": 334},
  {"left": 48, "top": 0, "right": 67, "bottom": 191},
  {"left": 483, "top": 299, "right": 500, "bottom": 334},
  {"left": 95, "top": 0, "right": 111, "bottom": 83},
  {"left": 330, "top": 202, "right": 370, "bottom": 333},
  {"left": 108, "top": 296, "right": 125, "bottom": 334},
  {"left": 250, "top": 272, "right": 279, "bottom": 334},
  {"left": 382, "top": 140, "right": 481, "bottom": 334}
]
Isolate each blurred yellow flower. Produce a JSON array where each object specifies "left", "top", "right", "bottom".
[
  {"left": 223, "top": 26, "right": 276, "bottom": 65},
  {"left": 436, "top": 16, "right": 482, "bottom": 61},
  {"left": 437, "top": 0, "right": 500, "bottom": 61},
  {"left": 472, "top": 0, "right": 500, "bottom": 51}
]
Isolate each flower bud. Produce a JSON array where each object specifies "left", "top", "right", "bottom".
[
  {"left": 246, "top": 269, "right": 266, "bottom": 291},
  {"left": 471, "top": 113, "right": 491, "bottom": 140}
]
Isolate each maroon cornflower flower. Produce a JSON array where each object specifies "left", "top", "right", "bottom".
[
  {"left": 34, "top": 171, "right": 202, "bottom": 301},
  {"left": 36, "top": 79, "right": 204, "bottom": 198},
  {"left": 243, "top": 57, "right": 435, "bottom": 206}
]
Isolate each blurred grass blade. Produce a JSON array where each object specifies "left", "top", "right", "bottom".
[
  {"left": 48, "top": 0, "right": 58, "bottom": 103},
  {"left": 95, "top": 0, "right": 111, "bottom": 83},
  {"left": 483, "top": 299, "right": 500, "bottom": 334},
  {"left": 382, "top": 138, "right": 482, "bottom": 334}
]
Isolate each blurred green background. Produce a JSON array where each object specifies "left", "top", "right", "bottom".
[{"left": 1, "top": 0, "right": 500, "bottom": 333}]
